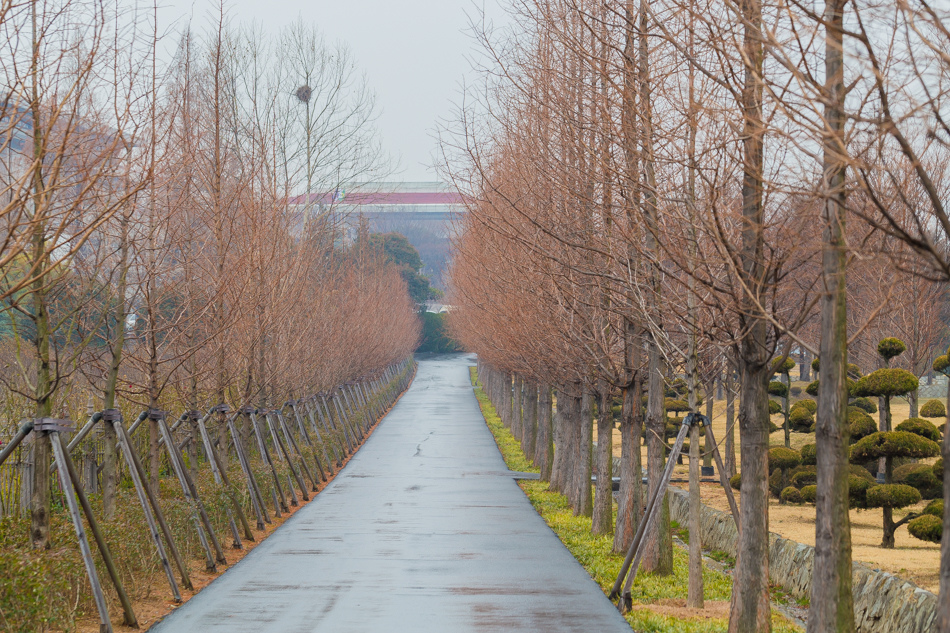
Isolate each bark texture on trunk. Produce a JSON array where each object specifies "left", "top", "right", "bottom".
[
  {"left": 643, "top": 343, "right": 672, "bottom": 574},
  {"left": 938, "top": 378, "right": 949, "bottom": 633},
  {"left": 614, "top": 371, "right": 643, "bottom": 553},
  {"left": 575, "top": 392, "right": 593, "bottom": 517},
  {"left": 687, "top": 422, "right": 704, "bottom": 608},
  {"left": 537, "top": 385, "right": 554, "bottom": 481},
  {"left": 807, "top": 0, "right": 854, "bottom": 627},
  {"left": 593, "top": 390, "right": 613, "bottom": 535}
]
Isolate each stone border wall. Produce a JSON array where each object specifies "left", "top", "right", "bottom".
[{"left": 665, "top": 487, "right": 938, "bottom": 633}]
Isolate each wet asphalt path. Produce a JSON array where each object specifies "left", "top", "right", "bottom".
[{"left": 150, "top": 353, "right": 631, "bottom": 632}]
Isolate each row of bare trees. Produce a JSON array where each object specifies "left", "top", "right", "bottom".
[
  {"left": 0, "top": 0, "right": 419, "bottom": 558},
  {"left": 444, "top": 0, "right": 950, "bottom": 631}
]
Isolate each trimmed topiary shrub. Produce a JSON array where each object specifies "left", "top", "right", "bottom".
[
  {"left": 769, "top": 446, "right": 802, "bottom": 470},
  {"left": 935, "top": 457, "right": 943, "bottom": 482},
  {"left": 877, "top": 337, "right": 907, "bottom": 361},
  {"left": 866, "top": 483, "right": 921, "bottom": 509},
  {"left": 665, "top": 398, "right": 690, "bottom": 413},
  {"left": 849, "top": 410, "right": 878, "bottom": 443},
  {"left": 801, "top": 485, "right": 817, "bottom": 503},
  {"left": 769, "top": 421, "right": 780, "bottom": 434},
  {"left": 847, "top": 363, "right": 863, "bottom": 379},
  {"left": 769, "top": 399, "right": 782, "bottom": 415},
  {"left": 850, "top": 430, "right": 940, "bottom": 547},
  {"left": 797, "top": 399, "right": 818, "bottom": 414},
  {"left": 789, "top": 406, "right": 815, "bottom": 432},
  {"left": 850, "top": 431, "right": 941, "bottom": 463},
  {"left": 919, "top": 399, "right": 946, "bottom": 418},
  {"left": 768, "top": 381, "right": 788, "bottom": 398},
  {"left": 781, "top": 486, "right": 803, "bottom": 504},
  {"left": 769, "top": 446, "right": 801, "bottom": 501},
  {"left": 812, "top": 358, "right": 820, "bottom": 373},
  {"left": 849, "top": 475, "right": 873, "bottom": 508},
  {"left": 852, "top": 368, "right": 919, "bottom": 399},
  {"left": 806, "top": 380, "right": 820, "bottom": 396},
  {"left": 730, "top": 472, "right": 741, "bottom": 490},
  {"left": 894, "top": 463, "right": 942, "bottom": 499},
  {"left": 908, "top": 514, "right": 942, "bottom": 543},
  {"left": 850, "top": 464, "right": 876, "bottom": 481},
  {"left": 772, "top": 357, "right": 797, "bottom": 375},
  {"left": 923, "top": 499, "right": 943, "bottom": 517},
  {"left": 850, "top": 397, "right": 878, "bottom": 414},
  {"left": 895, "top": 417, "right": 941, "bottom": 442},
  {"left": 791, "top": 466, "right": 817, "bottom": 488},
  {"left": 800, "top": 443, "right": 816, "bottom": 466}
]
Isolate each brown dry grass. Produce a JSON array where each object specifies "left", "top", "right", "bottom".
[{"left": 611, "top": 386, "right": 943, "bottom": 592}]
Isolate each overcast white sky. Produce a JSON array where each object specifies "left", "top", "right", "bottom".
[{"left": 157, "top": 0, "right": 506, "bottom": 182}]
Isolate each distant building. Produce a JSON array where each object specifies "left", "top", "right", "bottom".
[{"left": 287, "top": 182, "right": 467, "bottom": 290}]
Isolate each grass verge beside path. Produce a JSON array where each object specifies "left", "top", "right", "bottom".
[{"left": 470, "top": 367, "right": 801, "bottom": 633}]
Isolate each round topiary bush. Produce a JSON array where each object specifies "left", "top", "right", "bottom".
[
  {"left": 768, "top": 381, "right": 789, "bottom": 398},
  {"left": 806, "top": 380, "right": 820, "bottom": 396},
  {"left": 801, "top": 485, "right": 817, "bottom": 503},
  {"left": 769, "top": 468, "right": 785, "bottom": 498},
  {"left": 852, "top": 368, "right": 919, "bottom": 398},
  {"left": 791, "top": 466, "right": 817, "bottom": 488},
  {"left": 849, "top": 475, "right": 873, "bottom": 508},
  {"left": 781, "top": 486, "right": 803, "bottom": 504},
  {"left": 919, "top": 399, "right": 946, "bottom": 418},
  {"left": 849, "top": 431, "right": 941, "bottom": 463},
  {"left": 769, "top": 446, "right": 802, "bottom": 470},
  {"left": 893, "top": 463, "right": 942, "bottom": 498},
  {"left": 847, "top": 363, "right": 864, "bottom": 379},
  {"left": 812, "top": 358, "right": 820, "bottom": 373},
  {"left": 850, "top": 397, "right": 878, "bottom": 414},
  {"left": 797, "top": 399, "right": 818, "bottom": 414},
  {"left": 789, "top": 406, "right": 815, "bottom": 432},
  {"left": 934, "top": 354, "right": 950, "bottom": 375},
  {"left": 769, "top": 399, "right": 782, "bottom": 415},
  {"left": 772, "top": 357, "right": 797, "bottom": 374},
  {"left": 923, "top": 499, "right": 943, "bottom": 518},
  {"left": 896, "top": 418, "right": 941, "bottom": 442},
  {"left": 800, "top": 443, "right": 817, "bottom": 466},
  {"left": 908, "top": 514, "right": 942, "bottom": 543},
  {"left": 769, "top": 421, "right": 781, "bottom": 434},
  {"left": 665, "top": 398, "right": 690, "bottom": 413},
  {"left": 866, "top": 483, "right": 922, "bottom": 509},
  {"left": 935, "top": 457, "right": 944, "bottom": 482},
  {"left": 730, "top": 472, "right": 741, "bottom": 490},
  {"left": 849, "top": 410, "right": 878, "bottom": 443},
  {"left": 878, "top": 337, "right": 907, "bottom": 361}
]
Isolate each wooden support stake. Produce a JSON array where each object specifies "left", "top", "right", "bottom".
[
  {"left": 114, "top": 418, "right": 192, "bottom": 590},
  {"left": 227, "top": 416, "right": 268, "bottom": 529},
  {"left": 250, "top": 412, "right": 289, "bottom": 512}
]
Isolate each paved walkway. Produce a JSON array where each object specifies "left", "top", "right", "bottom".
[{"left": 151, "top": 354, "right": 630, "bottom": 632}]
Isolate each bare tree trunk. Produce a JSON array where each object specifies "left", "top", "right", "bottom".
[
  {"left": 728, "top": 0, "right": 771, "bottom": 626},
  {"left": 524, "top": 381, "right": 538, "bottom": 464},
  {"left": 726, "top": 369, "right": 737, "bottom": 477},
  {"left": 550, "top": 389, "right": 567, "bottom": 493},
  {"left": 615, "top": 321, "right": 644, "bottom": 553},
  {"left": 807, "top": 2, "right": 854, "bottom": 627},
  {"left": 643, "top": 343, "right": 672, "bottom": 574},
  {"left": 938, "top": 377, "right": 950, "bottom": 633},
  {"left": 536, "top": 384, "right": 554, "bottom": 480},
  {"left": 688, "top": 421, "right": 704, "bottom": 608},
  {"left": 593, "top": 389, "right": 613, "bottom": 535},
  {"left": 575, "top": 391, "right": 593, "bottom": 517},
  {"left": 512, "top": 373, "right": 523, "bottom": 442}
]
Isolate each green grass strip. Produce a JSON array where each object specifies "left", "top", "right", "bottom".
[{"left": 470, "top": 367, "right": 801, "bottom": 633}]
